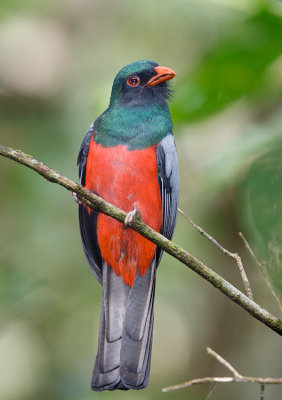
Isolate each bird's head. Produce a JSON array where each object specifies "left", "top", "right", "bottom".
[{"left": 109, "top": 60, "right": 176, "bottom": 107}]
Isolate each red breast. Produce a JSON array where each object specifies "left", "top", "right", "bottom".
[{"left": 85, "top": 137, "right": 162, "bottom": 286}]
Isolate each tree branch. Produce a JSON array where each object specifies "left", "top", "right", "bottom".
[
  {"left": 162, "top": 347, "right": 282, "bottom": 394},
  {"left": 239, "top": 232, "right": 282, "bottom": 314},
  {"left": 0, "top": 143, "right": 282, "bottom": 336},
  {"left": 178, "top": 208, "right": 253, "bottom": 300}
]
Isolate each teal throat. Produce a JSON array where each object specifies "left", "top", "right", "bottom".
[{"left": 94, "top": 103, "right": 172, "bottom": 149}]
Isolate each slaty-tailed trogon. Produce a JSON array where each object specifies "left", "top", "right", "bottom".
[{"left": 77, "top": 60, "right": 179, "bottom": 391}]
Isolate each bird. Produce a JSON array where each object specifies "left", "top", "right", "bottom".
[{"left": 77, "top": 60, "right": 179, "bottom": 391}]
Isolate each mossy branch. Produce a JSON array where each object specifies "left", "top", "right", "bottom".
[{"left": 1, "top": 143, "right": 282, "bottom": 336}]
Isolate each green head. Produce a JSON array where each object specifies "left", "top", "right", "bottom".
[
  {"left": 94, "top": 60, "right": 176, "bottom": 149},
  {"left": 109, "top": 60, "right": 176, "bottom": 107}
]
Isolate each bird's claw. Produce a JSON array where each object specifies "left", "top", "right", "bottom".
[
  {"left": 124, "top": 207, "right": 139, "bottom": 227},
  {"left": 72, "top": 192, "right": 82, "bottom": 205}
]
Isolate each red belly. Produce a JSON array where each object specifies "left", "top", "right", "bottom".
[{"left": 85, "top": 137, "right": 162, "bottom": 286}]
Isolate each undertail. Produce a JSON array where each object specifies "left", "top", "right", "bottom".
[{"left": 91, "top": 262, "right": 156, "bottom": 391}]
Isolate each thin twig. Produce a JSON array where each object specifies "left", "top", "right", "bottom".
[
  {"left": 178, "top": 208, "right": 253, "bottom": 300},
  {"left": 239, "top": 232, "right": 282, "bottom": 314},
  {"left": 205, "top": 383, "right": 218, "bottom": 400},
  {"left": 162, "top": 347, "right": 282, "bottom": 393},
  {"left": 260, "top": 383, "right": 265, "bottom": 400},
  {"left": 206, "top": 347, "right": 242, "bottom": 378},
  {"left": 1, "top": 144, "right": 282, "bottom": 336}
]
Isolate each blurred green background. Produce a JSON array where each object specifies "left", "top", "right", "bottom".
[{"left": 0, "top": 0, "right": 282, "bottom": 399}]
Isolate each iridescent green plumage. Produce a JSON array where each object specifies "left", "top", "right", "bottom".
[{"left": 94, "top": 60, "right": 173, "bottom": 149}]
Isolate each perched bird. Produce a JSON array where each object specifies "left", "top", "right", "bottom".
[{"left": 77, "top": 60, "right": 179, "bottom": 391}]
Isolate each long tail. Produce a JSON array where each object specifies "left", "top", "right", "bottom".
[{"left": 91, "top": 262, "right": 156, "bottom": 391}]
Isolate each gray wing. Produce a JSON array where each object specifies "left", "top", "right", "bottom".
[
  {"left": 156, "top": 133, "right": 179, "bottom": 265},
  {"left": 77, "top": 122, "right": 94, "bottom": 184},
  {"left": 77, "top": 122, "right": 103, "bottom": 284}
]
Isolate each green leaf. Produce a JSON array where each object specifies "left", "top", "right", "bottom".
[
  {"left": 172, "top": 9, "right": 282, "bottom": 122},
  {"left": 240, "top": 144, "right": 282, "bottom": 297}
]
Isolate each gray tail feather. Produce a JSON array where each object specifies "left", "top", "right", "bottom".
[{"left": 91, "top": 262, "right": 156, "bottom": 391}]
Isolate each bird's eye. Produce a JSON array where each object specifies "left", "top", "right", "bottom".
[{"left": 127, "top": 76, "right": 140, "bottom": 87}]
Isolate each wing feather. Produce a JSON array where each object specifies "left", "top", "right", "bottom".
[
  {"left": 77, "top": 122, "right": 103, "bottom": 284},
  {"left": 156, "top": 134, "right": 179, "bottom": 265}
]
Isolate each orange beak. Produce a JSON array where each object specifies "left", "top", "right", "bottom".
[{"left": 146, "top": 66, "right": 176, "bottom": 87}]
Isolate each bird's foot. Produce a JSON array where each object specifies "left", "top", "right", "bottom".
[
  {"left": 72, "top": 192, "right": 82, "bottom": 205},
  {"left": 124, "top": 205, "right": 141, "bottom": 227}
]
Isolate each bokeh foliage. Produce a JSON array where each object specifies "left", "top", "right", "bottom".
[
  {"left": 0, "top": 1, "right": 282, "bottom": 400},
  {"left": 240, "top": 144, "right": 282, "bottom": 295},
  {"left": 171, "top": 9, "right": 282, "bottom": 121}
]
